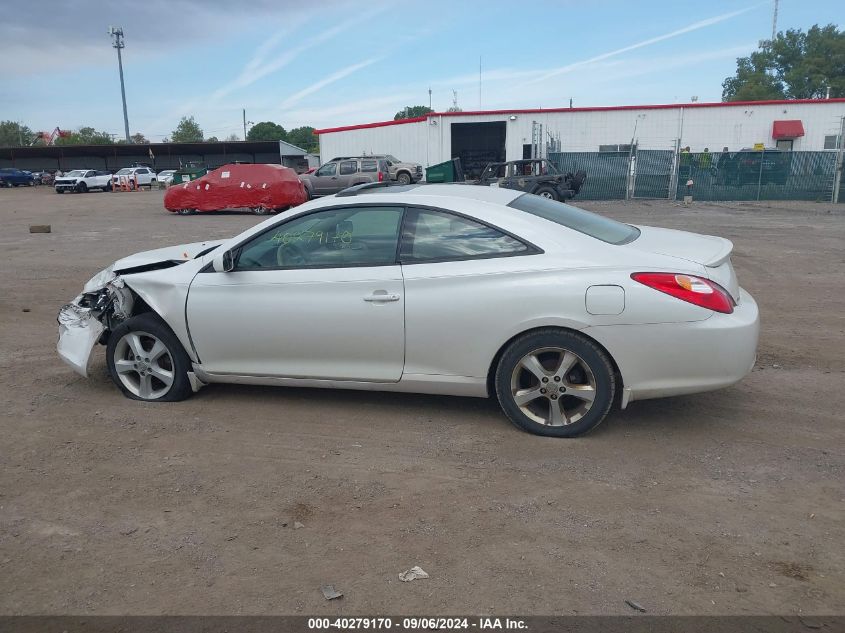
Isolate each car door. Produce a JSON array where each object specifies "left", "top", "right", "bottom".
[
  {"left": 311, "top": 162, "right": 339, "bottom": 195},
  {"left": 186, "top": 205, "right": 406, "bottom": 381},
  {"left": 336, "top": 160, "right": 359, "bottom": 191}
]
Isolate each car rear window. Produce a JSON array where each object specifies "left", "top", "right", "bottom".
[{"left": 508, "top": 194, "right": 640, "bottom": 245}]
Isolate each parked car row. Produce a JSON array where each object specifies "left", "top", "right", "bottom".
[{"left": 0, "top": 165, "right": 188, "bottom": 193}]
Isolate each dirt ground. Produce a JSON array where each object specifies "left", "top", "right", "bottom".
[{"left": 0, "top": 186, "right": 843, "bottom": 616}]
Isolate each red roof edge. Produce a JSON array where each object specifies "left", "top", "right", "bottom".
[{"left": 313, "top": 98, "right": 845, "bottom": 135}]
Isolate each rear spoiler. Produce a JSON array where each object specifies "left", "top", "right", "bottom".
[{"left": 704, "top": 239, "right": 733, "bottom": 267}]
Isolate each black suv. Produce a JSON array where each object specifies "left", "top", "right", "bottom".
[{"left": 476, "top": 159, "right": 586, "bottom": 201}]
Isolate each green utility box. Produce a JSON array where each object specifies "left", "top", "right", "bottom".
[
  {"left": 172, "top": 162, "right": 208, "bottom": 184},
  {"left": 425, "top": 158, "right": 464, "bottom": 183}
]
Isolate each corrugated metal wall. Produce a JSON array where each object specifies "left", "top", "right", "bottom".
[{"left": 318, "top": 102, "right": 845, "bottom": 167}]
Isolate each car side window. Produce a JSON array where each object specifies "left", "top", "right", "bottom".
[
  {"left": 400, "top": 208, "right": 531, "bottom": 263},
  {"left": 315, "top": 163, "right": 336, "bottom": 177},
  {"left": 360, "top": 160, "right": 378, "bottom": 172},
  {"left": 235, "top": 206, "right": 404, "bottom": 270},
  {"left": 339, "top": 160, "right": 357, "bottom": 175}
]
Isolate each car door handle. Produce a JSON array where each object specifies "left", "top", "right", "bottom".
[{"left": 363, "top": 291, "right": 400, "bottom": 302}]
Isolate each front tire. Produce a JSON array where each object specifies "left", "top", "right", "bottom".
[
  {"left": 494, "top": 329, "right": 616, "bottom": 437},
  {"left": 106, "top": 313, "right": 193, "bottom": 402},
  {"left": 397, "top": 172, "right": 412, "bottom": 185},
  {"left": 76, "top": 182, "right": 88, "bottom": 193},
  {"left": 177, "top": 208, "right": 196, "bottom": 215}
]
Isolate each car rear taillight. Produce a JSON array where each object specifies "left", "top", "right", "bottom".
[
  {"left": 631, "top": 272, "right": 735, "bottom": 314},
  {"left": 378, "top": 171, "right": 384, "bottom": 182}
]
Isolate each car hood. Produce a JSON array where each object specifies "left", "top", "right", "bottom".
[{"left": 113, "top": 239, "right": 225, "bottom": 273}]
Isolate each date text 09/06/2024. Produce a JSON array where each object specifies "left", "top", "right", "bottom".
[{"left": 307, "top": 617, "right": 527, "bottom": 630}]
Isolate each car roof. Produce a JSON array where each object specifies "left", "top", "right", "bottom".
[{"left": 334, "top": 183, "right": 523, "bottom": 204}]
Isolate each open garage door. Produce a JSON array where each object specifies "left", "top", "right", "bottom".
[{"left": 450, "top": 122, "right": 506, "bottom": 180}]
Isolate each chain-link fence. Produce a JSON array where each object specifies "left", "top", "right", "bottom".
[
  {"left": 678, "top": 150, "right": 837, "bottom": 201},
  {"left": 549, "top": 149, "right": 842, "bottom": 203},
  {"left": 550, "top": 151, "right": 629, "bottom": 200}
]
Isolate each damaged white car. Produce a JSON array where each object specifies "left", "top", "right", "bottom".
[{"left": 58, "top": 183, "right": 759, "bottom": 437}]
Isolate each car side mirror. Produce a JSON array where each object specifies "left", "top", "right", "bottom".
[{"left": 212, "top": 249, "right": 235, "bottom": 272}]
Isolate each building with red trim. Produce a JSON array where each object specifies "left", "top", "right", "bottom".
[{"left": 314, "top": 99, "right": 845, "bottom": 177}]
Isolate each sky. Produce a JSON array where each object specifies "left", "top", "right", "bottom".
[{"left": 0, "top": 0, "right": 841, "bottom": 141}]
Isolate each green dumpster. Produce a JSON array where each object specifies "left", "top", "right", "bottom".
[
  {"left": 425, "top": 158, "right": 464, "bottom": 183},
  {"left": 172, "top": 162, "right": 208, "bottom": 184}
]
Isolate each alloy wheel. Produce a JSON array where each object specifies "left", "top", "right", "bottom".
[
  {"left": 509, "top": 346, "right": 597, "bottom": 426},
  {"left": 112, "top": 331, "right": 175, "bottom": 400}
]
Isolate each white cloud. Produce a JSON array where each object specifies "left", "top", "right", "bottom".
[
  {"left": 279, "top": 58, "right": 383, "bottom": 110},
  {"left": 526, "top": 5, "right": 761, "bottom": 85}
]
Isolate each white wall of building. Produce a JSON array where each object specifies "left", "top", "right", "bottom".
[{"left": 317, "top": 101, "right": 845, "bottom": 167}]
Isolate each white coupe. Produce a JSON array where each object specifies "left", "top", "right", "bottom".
[{"left": 57, "top": 184, "right": 759, "bottom": 437}]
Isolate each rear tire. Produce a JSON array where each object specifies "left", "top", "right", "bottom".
[
  {"left": 534, "top": 186, "right": 558, "bottom": 201},
  {"left": 177, "top": 208, "right": 196, "bottom": 215},
  {"left": 494, "top": 329, "right": 616, "bottom": 437},
  {"left": 106, "top": 313, "right": 193, "bottom": 402},
  {"left": 252, "top": 206, "right": 270, "bottom": 215}
]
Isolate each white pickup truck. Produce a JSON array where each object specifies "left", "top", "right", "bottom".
[{"left": 54, "top": 169, "right": 114, "bottom": 193}]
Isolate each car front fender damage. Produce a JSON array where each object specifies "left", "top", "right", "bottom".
[{"left": 57, "top": 270, "right": 134, "bottom": 377}]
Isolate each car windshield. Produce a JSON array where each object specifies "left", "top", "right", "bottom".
[
  {"left": 66, "top": 170, "right": 86, "bottom": 177},
  {"left": 115, "top": 168, "right": 132, "bottom": 175},
  {"left": 508, "top": 194, "right": 640, "bottom": 245},
  {"left": 385, "top": 155, "right": 399, "bottom": 162}
]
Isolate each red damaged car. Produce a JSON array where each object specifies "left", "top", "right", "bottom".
[{"left": 164, "top": 163, "right": 308, "bottom": 215}]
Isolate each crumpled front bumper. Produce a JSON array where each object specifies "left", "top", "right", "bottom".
[
  {"left": 57, "top": 303, "right": 105, "bottom": 377},
  {"left": 57, "top": 267, "right": 133, "bottom": 378}
]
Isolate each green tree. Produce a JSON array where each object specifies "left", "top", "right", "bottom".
[
  {"left": 394, "top": 105, "right": 434, "bottom": 120},
  {"left": 171, "top": 116, "right": 204, "bottom": 143},
  {"left": 206, "top": 136, "right": 219, "bottom": 143},
  {"left": 55, "top": 127, "right": 114, "bottom": 145},
  {"left": 247, "top": 121, "right": 287, "bottom": 141},
  {"left": 131, "top": 132, "right": 149, "bottom": 144},
  {"left": 286, "top": 126, "right": 317, "bottom": 152},
  {"left": 224, "top": 133, "right": 240, "bottom": 142},
  {"left": 0, "top": 121, "right": 35, "bottom": 146},
  {"left": 723, "top": 24, "right": 845, "bottom": 101}
]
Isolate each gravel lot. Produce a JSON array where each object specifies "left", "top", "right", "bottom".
[{"left": 1, "top": 186, "right": 843, "bottom": 616}]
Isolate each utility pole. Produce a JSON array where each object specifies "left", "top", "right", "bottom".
[
  {"left": 109, "top": 26, "right": 131, "bottom": 143},
  {"left": 428, "top": 87, "right": 432, "bottom": 111},
  {"left": 771, "top": 0, "right": 779, "bottom": 41},
  {"left": 243, "top": 109, "right": 247, "bottom": 140}
]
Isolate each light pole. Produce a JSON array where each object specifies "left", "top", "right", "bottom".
[
  {"left": 109, "top": 26, "right": 131, "bottom": 143},
  {"left": 243, "top": 109, "right": 254, "bottom": 140}
]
